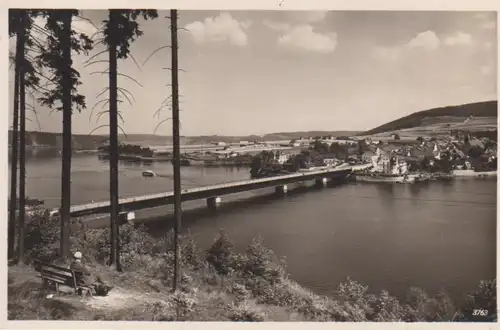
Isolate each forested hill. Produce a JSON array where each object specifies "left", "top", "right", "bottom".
[{"left": 362, "top": 100, "right": 497, "bottom": 136}]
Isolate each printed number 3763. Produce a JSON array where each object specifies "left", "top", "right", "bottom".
[{"left": 472, "top": 309, "right": 488, "bottom": 316}]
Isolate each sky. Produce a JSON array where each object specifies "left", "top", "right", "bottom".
[{"left": 7, "top": 10, "right": 498, "bottom": 136}]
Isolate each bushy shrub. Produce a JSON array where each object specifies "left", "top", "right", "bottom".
[
  {"left": 230, "top": 283, "right": 251, "bottom": 302},
  {"left": 367, "top": 290, "right": 404, "bottom": 322},
  {"left": 169, "top": 291, "right": 197, "bottom": 319},
  {"left": 297, "top": 295, "right": 337, "bottom": 321},
  {"left": 201, "top": 262, "right": 222, "bottom": 287},
  {"left": 181, "top": 232, "right": 203, "bottom": 270},
  {"left": 256, "top": 282, "right": 304, "bottom": 308},
  {"left": 458, "top": 279, "right": 497, "bottom": 322},
  {"left": 226, "top": 301, "right": 265, "bottom": 321},
  {"left": 401, "top": 287, "right": 446, "bottom": 321},
  {"left": 335, "top": 277, "right": 370, "bottom": 305},
  {"left": 148, "top": 300, "right": 176, "bottom": 321},
  {"left": 206, "top": 231, "right": 234, "bottom": 276},
  {"left": 241, "top": 237, "right": 286, "bottom": 285},
  {"left": 74, "top": 223, "right": 167, "bottom": 271},
  {"left": 23, "top": 210, "right": 60, "bottom": 262}
]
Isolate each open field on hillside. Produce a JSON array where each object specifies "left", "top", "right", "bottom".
[{"left": 361, "top": 116, "right": 497, "bottom": 139}]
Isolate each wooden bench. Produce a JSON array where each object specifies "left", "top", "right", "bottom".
[{"left": 33, "top": 260, "right": 93, "bottom": 296}]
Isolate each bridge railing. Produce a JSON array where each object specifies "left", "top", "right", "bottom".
[{"left": 64, "top": 163, "right": 371, "bottom": 217}]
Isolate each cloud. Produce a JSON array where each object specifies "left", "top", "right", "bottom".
[
  {"left": 474, "top": 13, "right": 489, "bottom": 20},
  {"left": 482, "top": 21, "right": 496, "bottom": 30},
  {"left": 480, "top": 65, "right": 493, "bottom": 76},
  {"left": 474, "top": 12, "right": 495, "bottom": 20},
  {"left": 406, "top": 30, "right": 440, "bottom": 51},
  {"left": 372, "top": 46, "right": 400, "bottom": 61},
  {"left": 263, "top": 20, "right": 291, "bottom": 32},
  {"left": 444, "top": 32, "right": 474, "bottom": 46},
  {"left": 277, "top": 25, "right": 337, "bottom": 54},
  {"left": 482, "top": 41, "right": 493, "bottom": 50},
  {"left": 473, "top": 12, "right": 496, "bottom": 30},
  {"left": 184, "top": 12, "right": 251, "bottom": 47},
  {"left": 285, "top": 11, "right": 328, "bottom": 24},
  {"left": 373, "top": 30, "right": 442, "bottom": 61}
]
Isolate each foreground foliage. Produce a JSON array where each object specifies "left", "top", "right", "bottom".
[{"left": 8, "top": 210, "right": 497, "bottom": 322}]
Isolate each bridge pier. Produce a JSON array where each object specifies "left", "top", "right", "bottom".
[
  {"left": 275, "top": 184, "right": 288, "bottom": 196},
  {"left": 207, "top": 197, "right": 222, "bottom": 211},
  {"left": 315, "top": 177, "right": 328, "bottom": 188},
  {"left": 118, "top": 211, "right": 136, "bottom": 225}
]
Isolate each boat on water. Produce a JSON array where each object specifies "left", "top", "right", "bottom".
[
  {"left": 425, "top": 172, "right": 454, "bottom": 181},
  {"left": 142, "top": 170, "right": 156, "bottom": 177},
  {"left": 183, "top": 158, "right": 206, "bottom": 166},
  {"left": 354, "top": 172, "right": 417, "bottom": 184}
]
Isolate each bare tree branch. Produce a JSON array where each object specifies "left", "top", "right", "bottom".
[
  {"left": 88, "top": 124, "right": 109, "bottom": 135},
  {"left": 162, "top": 67, "right": 187, "bottom": 72},
  {"left": 96, "top": 109, "right": 125, "bottom": 125},
  {"left": 154, "top": 103, "right": 171, "bottom": 119},
  {"left": 117, "top": 123, "right": 128, "bottom": 138},
  {"left": 89, "top": 98, "right": 110, "bottom": 123},
  {"left": 142, "top": 45, "right": 171, "bottom": 66},
  {"left": 96, "top": 86, "right": 110, "bottom": 100},
  {"left": 90, "top": 71, "right": 143, "bottom": 87},
  {"left": 129, "top": 54, "right": 142, "bottom": 72},
  {"left": 84, "top": 49, "right": 108, "bottom": 64},
  {"left": 153, "top": 117, "right": 172, "bottom": 135},
  {"left": 117, "top": 87, "right": 135, "bottom": 105},
  {"left": 84, "top": 59, "right": 110, "bottom": 68}
]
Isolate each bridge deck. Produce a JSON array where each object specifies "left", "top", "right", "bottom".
[{"left": 66, "top": 164, "right": 371, "bottom": 217}]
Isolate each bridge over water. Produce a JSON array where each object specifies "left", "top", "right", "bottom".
[{"left": 63, "top": 164, "right": 371, "bottom": 218}]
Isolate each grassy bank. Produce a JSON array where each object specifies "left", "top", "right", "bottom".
[{"left": 8, "top": 210, "right": 497, "bottom": 322}]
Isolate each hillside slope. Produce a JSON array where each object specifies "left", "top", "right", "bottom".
[{"left": 362, "top": 100, "right": 497, "bottom": 136}]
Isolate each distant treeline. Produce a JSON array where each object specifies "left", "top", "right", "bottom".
[
  {"left": 7, "top": 131, "right": 170, "bottom": 149},
  {"left": 8, "top": 130, "right": 362, "bottom": 149},
  {"left": 8, "top": 131, "right": 108, "bottom": 150},
  {"left": 362, "top": 100, "right": 498, "bottom": 136},
  {"left": 191, "top": 131, "right": 361, "bottom": 144}
]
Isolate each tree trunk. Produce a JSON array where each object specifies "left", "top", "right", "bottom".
[
  {"left": 170, "top": 9, "right": 182, "bottom": 292},
  {"left": 8, "top": 36, "right": 21, "bottom": 260},
  {"left": 17, "top": 12, "right": 27, "bottom": 264},
  {"left": 108, "top": 10, "right": 120, "bottom": 268},
  {"left": 59, "top": 12, "right": 73, "bottom": 259}
]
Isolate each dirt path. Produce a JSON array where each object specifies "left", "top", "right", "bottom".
[{"left": 82, "top": 287, "right": 169, "bottom": 311}]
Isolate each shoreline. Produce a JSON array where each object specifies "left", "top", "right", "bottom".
[{"left": 7, "top": 214, "right": 497, "bottom": 322}]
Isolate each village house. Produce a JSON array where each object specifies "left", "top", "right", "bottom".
[
  {"left": 331, "top": 138, "right": 358, "bottom": 146},
  {"left": 323, "top": 156, "right": 337, "bottom": 166},
  {"left": 369, "top": 146, "right": 391, "bottom": 172},
  {"left": 361, "top": 148, "right": 377, "bottom": 163},
  {"left": 275, "top": 152, "right": 291, "bottom": 164}
]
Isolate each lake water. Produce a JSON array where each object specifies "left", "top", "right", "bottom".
[{"left": 11, "top": 154, "right": 497, "bottom": 302}]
